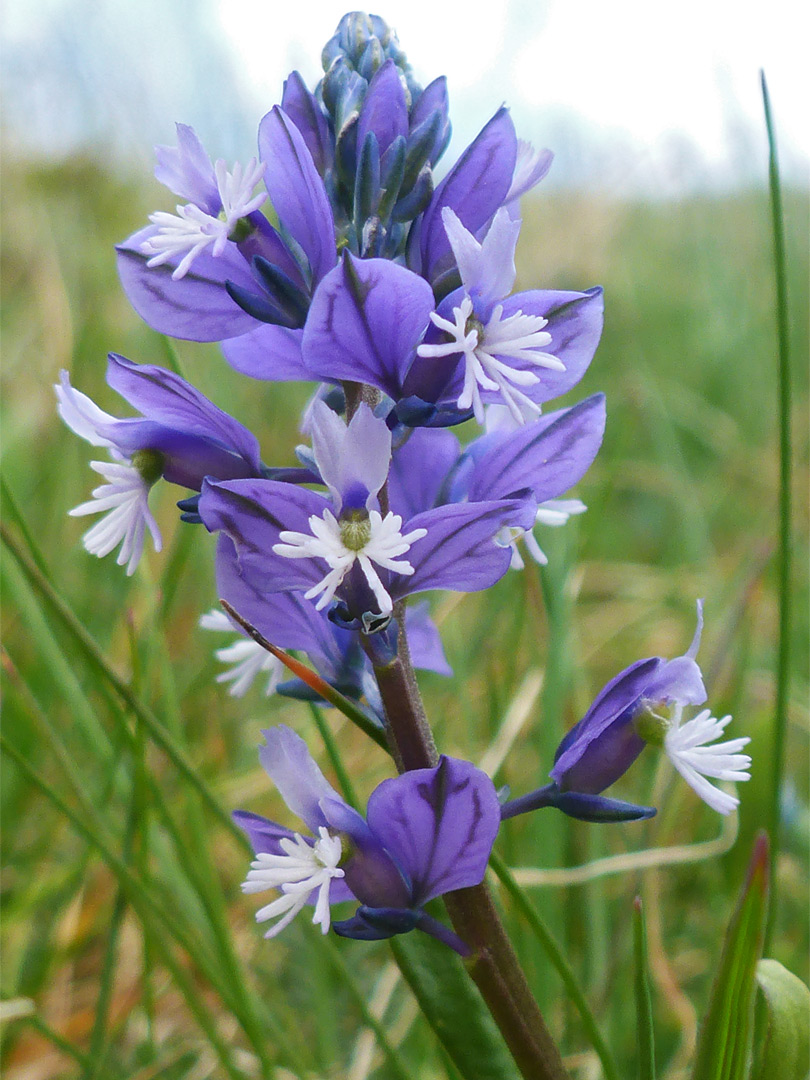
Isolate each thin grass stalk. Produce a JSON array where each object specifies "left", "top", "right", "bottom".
[
  {"left": 0, "top": 703, "right": 241, "bottom": 1024},
  {"left": 80, "top": 611, "right": 145, "bottom": 1078},
  {"left": 1, "top": 523, "right": 247, "bottom": 847},
  {"left": 137, "top": 595, "right": 287, "bottom": 1072},
  {"left": 0, "top": 735, "right": 249, "bottom": 1080},
  {"left": 3, "top": 536, "right": 283, "bottom": 1061},
  {"left": 24, "top": 1014, "right": 101, "bottom": 1074},
  {"left": 2, "top": 665, "right": 285, "bottom": 1065},
  {"left": 83, "top": 819, "right": 136, "bottom": 1079},
  {"left": 2, "top": 553, "right": 116, "bottom": 763},
  {"left": 632, "top": 897, "right": 656, "bottom": 1080},
  {"left": 317, "top": 933, "right": 417, "bottom": 1080},
  {"left": 1, "top": 476, "right": 52, "bottom": 581},
  {"left": 760, "top": 71, "right": 792, "bottom": 952}
]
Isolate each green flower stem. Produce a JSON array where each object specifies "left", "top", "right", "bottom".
[{"left": 368, "top": 607, "right": 569, "bottom": 1080}]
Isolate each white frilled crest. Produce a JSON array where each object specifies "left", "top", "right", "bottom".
[
  {"left": 142, "top": 158, "right": 267, "bottom": 280},
  {"left": 417, "top": 208, "right": 565, "bottom": 424},
  {"left": 274, "top": 402, "right": 427, "bottom": 616}
]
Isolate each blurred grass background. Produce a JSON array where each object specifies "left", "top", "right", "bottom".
[{"left": 1, "top": 153, "right": 808, "bottom": 1079}]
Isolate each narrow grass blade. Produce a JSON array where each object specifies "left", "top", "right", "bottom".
[
  {"left": 0, "top": 735, "right": 251, "bottom": 1080},
  {"left": 632, "top": 897, "right": 655, "bottom": 1080},
  {"left": 389, "top": 930, "right": 518, "bottom": 1080},
  {"left": 0, "top": 476, "right": 52, "bottom": 581},
  {"left": 760, "top": 70, "right": 793, "bottom": 952},
  {"left": 691, "top": 831, "right": 770, "bottom": 1080},
  {"left": 751, "top": 959, "right": 810, "bottom": 1080},
  {"left": 1, "top": 523, "right": 247, "bottom": 847},
  {"left": 319, "top": 933, "right": 415, "bottom": 1080}
]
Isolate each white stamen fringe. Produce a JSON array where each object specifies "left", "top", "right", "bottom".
[
  {"left": 274, "top": 509, "right": 426, "bottom": 615},
  {"left": 243, "top": 829, "right": 345, "bottom": 937},
  {"left": 69, "top": 460, "right": 161, "bottom": 576},
  {"left": 417, "top": 295, "right": 565, "bottom": 424},
  {"left": 199, "top": 610, "right": 283, "bottom": 697},
  {"left": 142, "top": 157, "right": 267, "bottom": 280},
  {"left": 664, "top": 706, "right": 752, "bottom": 815}
]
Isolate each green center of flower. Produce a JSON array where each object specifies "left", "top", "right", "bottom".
[
  {"left": 339, "top": 508, "right": 372, "bottom": 552},
  {"left": 633, "top": 703, "right": 671, "bottom": 747},
  {"left": 131, "top": 448, "right": 165, "bottom": 486},
  {"left": 466, "top": 314, "right": 484, "bottom": 339},
  {"left": 226, "top": 215, "right": 254, "bottom": 244}
]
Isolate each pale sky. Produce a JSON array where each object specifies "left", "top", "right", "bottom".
[
  {"left": 4, "top": 0, "right": 808, "bottom": 194},
  {"left": 215, "top": 0, "right": 809, "bottom": 193}
]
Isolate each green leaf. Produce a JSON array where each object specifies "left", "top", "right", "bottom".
[
  {"left": 633, "top": 897, "right": 656, "bottom": 1080},
  {"left": 750, "top": 959, "right": 810, "bottom": 1080},
  {"left": 691, "top": 832, "right": 770, "bottom": 1080},
  {"left": 389, "top": 928, "right": 517, "bottom": 1080}
]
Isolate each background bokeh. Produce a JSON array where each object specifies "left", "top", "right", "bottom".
[{"left": 2, "top": 3, "right": 808, "bottom": 1078}]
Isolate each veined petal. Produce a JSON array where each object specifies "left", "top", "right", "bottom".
[
  {"left": 465, "top": 395, "right": 606, "bottom": 505},
  {"left": 106, "top": 354, "right": 262, "bottom": 473},
  {"left": 309, "top": 401, "right": 391, "bottom": 511},
  {"left": 441, "top": 206, "right": 520, "bottom": 306},
  {"left": 418, "top": 107, "right": 517, "bottom": 282},
  {"left": 505, "top": 140, "right": 554, "bottom": 205},
  {"left": 258, "top": 726, "right": 343, "bottom": 835},
  {"left": 302, "top": 253, "right": 435, "bottom": 398},
  {"left": 366, "top": 757, "right": 500, "bottom": 905},
  {"left": 259, "top": 106, "right": 336, "bottom": 286},
  {"left": 154, "top": 123, "right": 219, "bottom": 214},
  {"left": 55, "top": 370, "right": 120, "bottom": 448},
  {"left": 395, "top": 498, "right": 533, "bottom": 599},
  {"left": 117, "top": 225, "right": 258, "bottom": 342}
]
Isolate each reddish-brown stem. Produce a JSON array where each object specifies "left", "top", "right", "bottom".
[{"left": 366, "top": 606, "right": 569, "bottom": 1080}]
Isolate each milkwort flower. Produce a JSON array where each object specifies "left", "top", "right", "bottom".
[
  {"left": 433, "top": 394, "right": 606, "bottom": 566},
  {"left": 236, "top": 725, "right": 500, "bottom": 952},
  {"left": 201, "top": 533, "right": 450, "bottom": 707},
  {"left": 117, "top": 113, "right": 337, "bottom": 358},
  {"left": 414, "top": 208, "right": 564, "bottom": 424},
  {"left": 501, "top": 603, "right": 751, "bottom": 822},
  {"left": 56, "top": 354, "right": 263, "bottom": 574},
  {"left": 300, "top": 243, "right": 603, "bottom": 430},
  {"left": 115, "top": 11, "right": 598, "bottom": 413},
  {"left": 198, "top": 400, "right": 533, "bottom": 632}
]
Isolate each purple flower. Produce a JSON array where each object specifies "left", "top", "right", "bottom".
[
  {"left": 56, "top": 354, "right": 262, "bottom": 574},
  {"left": 203, "top": 534, "right": 450, "bottom": 705},
  {"left": 441, "top": 394, "right": 606, "bottom": 566},
  {"left": 236, "top": 726, "right": 500, "bottom": 952},
  {"left": 502, "top": 603, "right": 752, "bottom": 821},
  {"left": 409, "top": 208, "right": 603, "bottom": 424},
  {"left": 117, "top": 117, "right": 335, "bottom": 369},
  {"left": 301, "top": 241, "right": 602, "bottom": 430},
  {"left": 198, "top": 401, "right": 532, "bottom": 630},
  {"left": 410, "top": 107, "right": 518, "bottom": 288}
]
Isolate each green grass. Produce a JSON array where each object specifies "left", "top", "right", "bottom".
[{"left": 1, "top": 154, "right": 808, "bottom": 1079}]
